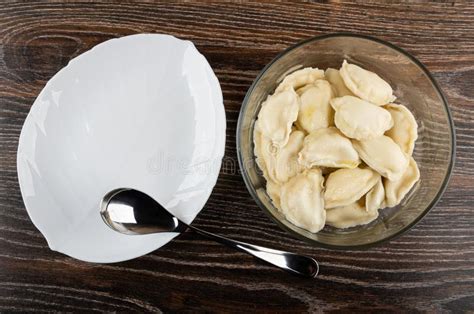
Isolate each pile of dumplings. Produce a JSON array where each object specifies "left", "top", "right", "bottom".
[{"left": 254, "top": 60, "right": 420, "bottom": 233}]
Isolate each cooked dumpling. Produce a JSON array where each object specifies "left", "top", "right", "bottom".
[
  {"left": 295, "top": 80, "right": 335, "bottom": 133},
  {"left": 340, "top": 60, "right": 396, "bottom": 106},
  {"left": 326, "top": 199, "right": 379, "bottom": 229},
  {"left": 298, "top": 127, "right": 360, "bottom": 169},
  {"left": 384, "top": 156, "right": 420, "bottom": 207},
  {"left": 275, "top": 67, "right": 325, "bottom": 93},
  {"left": 331, "top": 96, "right": 393, "bottom": 140},
  {"left": 366, "top": 177, "right": 385, "bottom": 212},
  {"left": 253, "top": 121, "right": 269, "bottom": 179},
  {"left": 257, "top": 132, "right": 279, "bottom": 183},
  {"left": 324, "top": 167, "right": 379, "bottom": 209},
  {"left": 257, "top": 88, "right": 299, "bottom": 147},
  {"left": 254, "top": 120, "right": 281, "bottom": 183},
  {"left": 280, "top": 169, "right": 326, "bottom": 233},
  {"left": 272, "top": 130, "right": 305, "bottom": 183},
  {"left": 255, "top": 128, "right": 305, "bottom": 184},
  {"left": 266, "top": 180, "right": 282, "bottom": 209},
  {"left": 385, "top": 103, "right": 418, "bottom": 155},
  {"left": 325, "top": 68, "right": 354, "bottom": 97},
  {"left": 275, "top": 130, "right": 305, "bottom": 183},
  {"left": 353, "top": 135, "right": 409, "bottom": 181}
]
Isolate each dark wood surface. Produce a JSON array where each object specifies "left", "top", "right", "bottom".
[{"left": 1, "top": 2, "right": 473, "bottom": 312}]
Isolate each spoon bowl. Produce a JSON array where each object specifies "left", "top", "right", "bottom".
[{"left": 100, "top": 188, "right": 186, "bottom": 235}]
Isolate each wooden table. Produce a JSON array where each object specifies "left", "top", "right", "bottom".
[{"left": 1, "top": 2, "right": 473, "bottom": 312}]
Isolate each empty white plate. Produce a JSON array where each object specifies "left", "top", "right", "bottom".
[{"left": 17, "top": 34, "right": 226, "bottom": 263}]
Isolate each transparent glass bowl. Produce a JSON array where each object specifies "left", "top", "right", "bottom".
[{"left": 237, "top": 34, "right": 455, "bottom": 249}]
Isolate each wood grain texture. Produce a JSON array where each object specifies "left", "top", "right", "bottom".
[{"left": 1, "top": 2, "right": 473, "bottom": 312}]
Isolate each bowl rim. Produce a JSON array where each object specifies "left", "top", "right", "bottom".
[{"left": 236, "top": 32, "right": 456, "bottom": 249}]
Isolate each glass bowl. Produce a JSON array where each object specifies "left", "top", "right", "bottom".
[{"left": 237, "top": 33, "right": 455, "bottom": 249}]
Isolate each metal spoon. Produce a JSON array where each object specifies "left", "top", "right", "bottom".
[{"left": 100, "top": 188, "right": 319, "bottom": 278}]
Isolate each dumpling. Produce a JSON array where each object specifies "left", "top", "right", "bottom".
[
  {"left": 298, "top": 127, "right": 360, "bottom": 169},
  {"left": 255, "top": 128, "right": 305, "bottom": 184},
  {"left": 325, "top": 68, "right": 354, "bottom": 97},
  {"left": 331, "top": 96, "right": 393, "bottom": 140},
  {"left": 384, "top": 103, "right": 418, "bottom": 155},
  {"left": 257, "top": 132, "right": 279, "bottom": 183},
  {"left": 366, "top": 177, "right": 385, "bottom": 212},
  {"left": 257, "top": 88, "right": 299, "bottom": 147},
  {"left": 296, "top": 80, "right": 335, "bottom": 132},
  {"left": 253, "top": 121, "right": 269, "bottom": 179},
  {"left": 384, "top": 156, "right": 420, "bottom": 207},
  {"left": 275, "top": 67, "right": 325, "bottom": 92},
  {"left": 280, "top": 169, "right": 326, "bottom": 233},
  {"left": 277, "top": 130, "right": 306, "bottom": 182},
  {"left": 295, "top": 80, "right": 335, "bottom": 133},
  {"left": 352, "top": 135, "right": 409, "bottom": 181},
  {"left": 340, "top": 60, "right": 396, "bottom": 106},
  {"left": 266, "top": 180, "right": 282, "bottom": 209},
  {"left": 272, "top": 130, "right": 305, "bottom": 183},
  {"left": 326, "top": 199, "right": 379, "bottom": 229},
  {"left": 324, "top": 167, "right": 379, "bottom": 209}
]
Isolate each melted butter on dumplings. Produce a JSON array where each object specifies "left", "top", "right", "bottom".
[
  {"left": 275, "top": 67, "right": 325, "bottom": 92},
  {"left": 385, "top": 103, "right": 418, "bottom": 155},
  {"left": 384, "top": 156, "right": 420, "bottom": 207},
  {"left": 298, "top": 127, "right": 360, "bottom": 169},
  {"left": 325, "top": 68, "right": 354, "bottom": 97},
  {"left": 324, "top": 167, "right": 379, "bottom": 209},
  {"left": 296, "top": 80, "right": 335, "bottom": 133},
  {"left": 331, "top": 96, "right": 393, "bottom": 140},
  {"left": 280, "top": 169, "right": 326, "bottom": 233},
  {"left": 257, "top": 89, "right": 299, "bottom": 147},
  {"left": 326, "top": 199, "right": 379, "bottom": 229},
  {"left": 353, "top": 135, "right": 409, "bottom": 181},
  {"left": 340, "top": 60, "right": 396, "bottom": 106}
]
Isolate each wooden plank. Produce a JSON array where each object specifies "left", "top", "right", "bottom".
[{"left": 0, "top": 2, "right": 472, "bottom": 312}]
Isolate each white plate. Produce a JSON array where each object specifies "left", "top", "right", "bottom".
[{"left": 17, "top": 34, "right": 226, "bottom": 263}]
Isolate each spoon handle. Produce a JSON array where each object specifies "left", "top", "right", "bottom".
[{"left": 187, "top": 225, "right": 318, "bottom": 278}]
